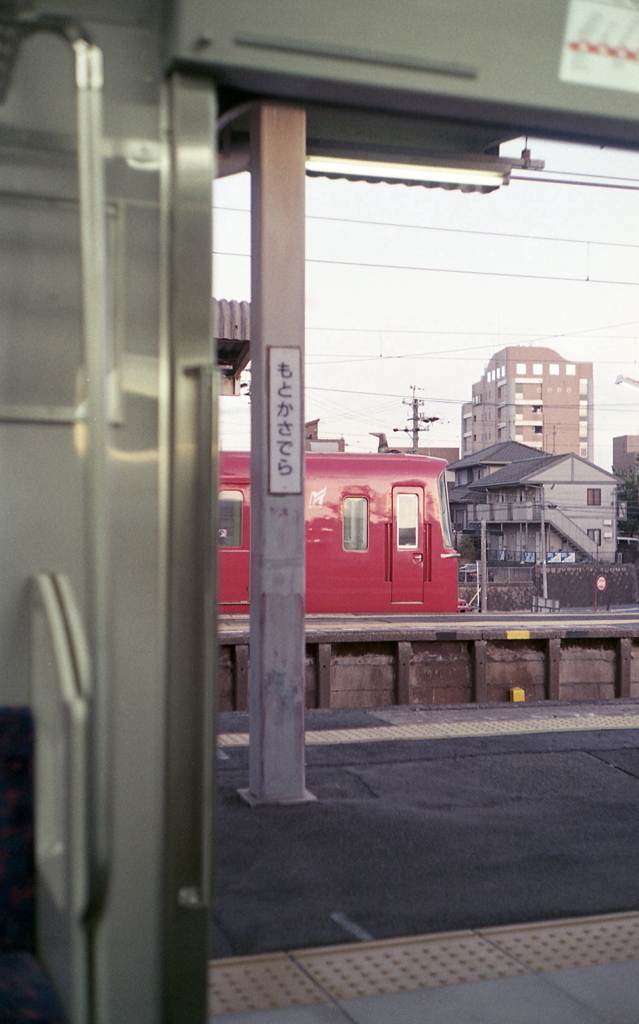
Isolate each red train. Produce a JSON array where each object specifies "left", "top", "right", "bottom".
[{"left": 218, "top": 451, "right": 459, "bottom": 614}]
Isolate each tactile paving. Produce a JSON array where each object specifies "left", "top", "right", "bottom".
[
  {"left": 208, "top": 912, "right": 639, "bottom": 1015},
  {"left": 481, "top": 911, "right": 639, "bottom": 973},
  {"left": 208, "top": 951, "right": 326, "bottom": 1015},
  {"left": 291, "top": 930, "right": 525, "bottom": 1000},
  {"left": 217, "top": 712, "right": 639, "bottom": 748}
]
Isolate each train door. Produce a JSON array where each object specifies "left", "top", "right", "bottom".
[
  {"left": 391, "top": 487, "right": 425, "bottom": 603},
  {"left": 218, "top": 488, "right": 249, "bottom": 605}
]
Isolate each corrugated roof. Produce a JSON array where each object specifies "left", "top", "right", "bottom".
[
  {"left": 448, "top": 484, "right": 477, "bottom": 503},
  {"left": 447, "top": 441, "right": 551, "bottom": 471},
  {"left": 214, "top": 298, "right": 250, "bottom": 341},
  {"left": 468, "top": 454, "right": 568, "bottom": 489},
  {"left": 468, "top": 451, "right": 620, "bottom": 489},
  {"left": 214, "top": 298, "right": 251, "bottom": 379}
]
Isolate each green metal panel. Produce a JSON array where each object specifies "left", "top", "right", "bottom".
[{"left": 168, "top": 0, "right": 639, "bottom": 149}]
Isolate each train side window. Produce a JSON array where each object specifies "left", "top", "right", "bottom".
[
  {"left": 342, "top": 497, "right": 368, "bottom": 551},
  {"left": 219, "top": 490, "right": 243, "bottom": 547},
  {"left": 396, "top": 493, "right": 418, "bottom": 548}
]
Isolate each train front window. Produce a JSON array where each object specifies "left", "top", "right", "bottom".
[
  {"left": 437, "top": 472, "right": 454, "bottom": 549},
  {"left": 342, "top": 497, "right": 368, "bottom": 551},
  {"left": 219, "top": 490, "right": 243, "bottom": 547},
  {"left": 396, "top": 493, "right": 418, "bottom": 548}
]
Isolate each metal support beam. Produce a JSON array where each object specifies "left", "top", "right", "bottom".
[
  {"left": 616, "top": 637, "right": 632, "bottom": 699},
  {"left": 547, "top": 638, "right": 561, "bottom": 700},
  {"left": 241, "top": 104, "right": 315, "bottom": 806},
  {"left": 317, "top": 643, "right": 332, "bottom": 709},
  {"left": 473, "top": 639, "right": 487, "bottom": 702},
  {"left": 397, "top": 641, "right": 411, "bottom": 705},
  {"left": 234, "top": 644, "right": 249, "bottom": 711}
]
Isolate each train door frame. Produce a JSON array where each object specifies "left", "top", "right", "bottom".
[
  {"left": 218, "top": 485, "right": 250, "bottom": 606},
  {"left": 391, "top": 486, "right": 425, "bottom": 604},
  {"left": 160, "top": 72, "right": 217, "bottom": 1021}
]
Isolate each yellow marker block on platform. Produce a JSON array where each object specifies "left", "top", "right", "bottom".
[
  {"left": 506, "top": 630, "right": 530, "bottom": 640},
  {"left": 509, "top": 687, "right": 526, "bottom": 702}
]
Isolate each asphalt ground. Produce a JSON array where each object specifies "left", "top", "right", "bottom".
[{"left": 211, "top": 702, "right": 639, "bottom": 960}]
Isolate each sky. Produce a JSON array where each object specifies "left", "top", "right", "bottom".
[{"left": 214, "top": 135, "right": 639, "bottom": 471}]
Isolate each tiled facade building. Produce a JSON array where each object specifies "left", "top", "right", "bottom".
[
  {"left": 612, "top": 435, "right": 639, "bottom": 473},
  {"left": 448, "top": 442, "right": 618, "bottom": 564},
  {"left": 461, "top": 346, "right": 593, "bottom": 461}
]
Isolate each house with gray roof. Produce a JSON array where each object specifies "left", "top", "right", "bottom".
[{"left": 448, "top": 443, "right": 619, "bottom": 564}]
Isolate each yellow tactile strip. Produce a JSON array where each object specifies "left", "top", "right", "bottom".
[
  {"left": 208, "top": 951, "right": 325, "bottom": 1016},
  {"left": 218, "top": 712, "right": 639, "bottom": 748},
  {"left": 208, "top": 911, "right": 639, "bottom": 1016},
  {"left": 293, "top": 929, "right": 526, "bottom": 999},
  {"left": 480, "top": 911, "right": 639, "bottom": 973}
]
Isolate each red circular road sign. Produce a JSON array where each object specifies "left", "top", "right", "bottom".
[{"left": 596, "top": 575, "right": 607, "bottom": 592}]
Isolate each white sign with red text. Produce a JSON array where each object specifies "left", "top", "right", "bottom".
[{"left": 560, "top": 0, "right": 639, "bottom": 93}]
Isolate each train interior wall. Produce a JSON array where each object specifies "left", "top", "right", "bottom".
[{"left": 0, "top": 10, "right": 166, "bottom": 1023}]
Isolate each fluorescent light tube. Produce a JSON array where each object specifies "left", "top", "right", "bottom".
[{"left": 305, "top": 154, "right": 507, "bottom": 191}]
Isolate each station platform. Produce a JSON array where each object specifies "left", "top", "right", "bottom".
[
  {"left": 218, "top": 612, "right": 639, "bottom": 712},
  {"left": 219, "top": 609, "right": 639, "bottom": 644},
  {"left": 210, "top": 701, "right": 639, "bottom": 1022},
  {"left": 209, "top": 910, "right": 639, "bottom": 1022}
]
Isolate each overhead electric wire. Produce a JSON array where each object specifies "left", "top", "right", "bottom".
[
  {"left": 306, "top": 351, "right": 639, "bottom": 367},
  {"left": 306, "top": 385, "right": 461, "bottom": 402},
  {"left": 215, "top": 175, "right": 639, "bottom": 451},
  {"left": 511, "top": 175, "right": 639, "bottom": 191},
  {"left": 214, "top": 204, "right": 639, "bottom": 250},
  {"left": 213, "top": 249, "right": 639, "bottom": 288},
  {"left": 308, "top": 388, "right": 639, "bottom": 419},
  {"left": 306, "top": 385, "right": 639, "bottom": 413},
  {"left": 305, "top": 326, "right": 639, "bottom": 337},
  {"left": 519, "top": 165, "right": 639, "bottom": 184}
]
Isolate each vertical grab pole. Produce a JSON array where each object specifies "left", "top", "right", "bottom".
[
  {"left": 241, "top": 104, "right": 314, "bottom": 806},
  {"left": 160, "top": 73, "right": 216, "bottom": 1022},
  {"left": 73, "top": 37, "right": 111, "bottom": 969}
]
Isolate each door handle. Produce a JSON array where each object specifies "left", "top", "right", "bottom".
[{"left": 413, "top": 553, "right": 423, "bottom": 563}]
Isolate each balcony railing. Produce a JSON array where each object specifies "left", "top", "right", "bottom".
[{"left": 461, "top": 501, "right": 600, "bottom": 559}]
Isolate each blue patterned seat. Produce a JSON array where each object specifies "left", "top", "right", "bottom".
[{"left": 0, "top": 709, "right": 66, "bottom": 1023}]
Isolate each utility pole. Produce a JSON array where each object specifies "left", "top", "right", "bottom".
[
  {"left": 393, "top": 387, "right": 439, "bottom": 452},
  {"left": 480, "top": 518, "right": 488, "bottom": 613},
  {"left": 540, "top": 487, "right": 548, "bottom": 599}
]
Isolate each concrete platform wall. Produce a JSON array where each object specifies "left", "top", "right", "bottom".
[{"left": 218, "top": 635, "right": 639, "bottom": 712}]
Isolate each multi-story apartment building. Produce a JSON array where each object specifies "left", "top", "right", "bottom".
[
  {"left": 613, "top": 435, "right": 639, "bottom": 473},
  {"left": 448, "top": 442, "right": 618, "bottom": 564},
  {"left": 461, "top": 346, "right": 593, "bottom": 461}
]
